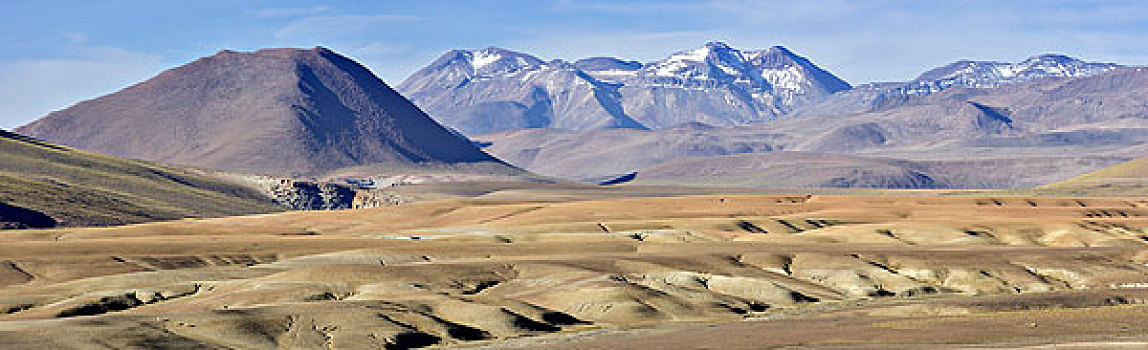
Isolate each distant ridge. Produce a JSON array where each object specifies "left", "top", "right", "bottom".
[
  {"left": 799, "top": 53, "right": 1121, "bottom": 116},
  {"left": 19, "top": 47, "right": 511, "bottom": 175}
]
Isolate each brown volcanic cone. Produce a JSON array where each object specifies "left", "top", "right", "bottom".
[{"left": 17, "top": 47, "right": 508, "bottom": 175}]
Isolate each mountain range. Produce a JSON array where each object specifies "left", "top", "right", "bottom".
[
  {"left": 477, "top": 66, "right": 1148, "bottom": 188},
  {"left": 398, "top": 42, "right": 851, "bottom": 135},
  {"left": 400, "top": 42, "right": 1120, "bottom": 137}
]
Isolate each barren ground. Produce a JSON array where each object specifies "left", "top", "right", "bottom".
[{"left": 1, "top": 186, "right": 1147, "bottom": 349}]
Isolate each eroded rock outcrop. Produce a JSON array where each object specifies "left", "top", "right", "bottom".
[
  {"left": 260, "top": 179, "right": 408, "bottom": 210},
  {"left": 263, "top": 179, "right": 356, "bottom": 210}
]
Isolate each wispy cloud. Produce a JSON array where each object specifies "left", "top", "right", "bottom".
[
  {"left": 61, "top": 32, "right": 87, "bottom": 44},
  {"left": 707, "top": 0, "right": 871, "bottom": 19},
  {"left": 633, "top": 30, "right": 712, "bottom": 41},
  {"left": 275, "top": 14, "right": 423, "bottom": 41},
  {"left": 550, "top": 0, "right": 701, "bottom": 14},
  {"left": 340, "top": 42, "right": 417, "bottom": 81},
  {"left": 353, "top": 42, "right": 412, "bottom": 57},
  {"left": 248, "top": 5, "right": 329, "bottom": 18}
]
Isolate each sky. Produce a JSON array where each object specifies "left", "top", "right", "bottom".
[{"left": 2, "top": 0, "right": 1148, "bottom": 128}]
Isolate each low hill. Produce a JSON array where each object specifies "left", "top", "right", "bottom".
[
  {"left": 633, "top": 152, "right": 944, "bottom": 188},
  {"left": 1037, "top": 156, "right": 1148, "bottom": 195},
  {"left": 0, "top": 129, "right": 282, "bottom": 227},
  {"left": 630, "top": 152, "right": 1127, "bottom": 190}
]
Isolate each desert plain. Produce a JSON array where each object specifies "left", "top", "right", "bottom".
[{"left": 2, "top": 184, "right": 1146, "bottom": 349}]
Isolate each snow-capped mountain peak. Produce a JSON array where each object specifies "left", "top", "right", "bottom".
[
  {"left": 747, "top": 46, "right": 806, "bottom": 68},
  {"left": 904, "top": 54, "right": 1120, "bottom": 95},
  {"left": 1013, "top": 53, "right": 1118, "bottom": 77},
  {"left": 419, "top": 47, "right": 544, "bottom": 78},
  {"left": 462, "top": 47, "right": 544, "bottom": 76},
  {"left": 645, "top": 41, "right": 750, "bottom": 79},
  {"left": 629, "top": 42, "right": 850, "bottom": 109}
]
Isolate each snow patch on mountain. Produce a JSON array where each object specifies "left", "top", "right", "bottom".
[
  {"left": 470, "top": 50, "right": 502, "bottom": 70},
  {"left": 458, "top": 48, "right": 544, "bottom": 77},
  {"left": 761, "top": 65, "right": 809, "bottom": 94}
]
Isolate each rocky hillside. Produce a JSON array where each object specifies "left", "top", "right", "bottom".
[
  {"left": 18, "top": 47, "right": 511, "bottom": 176},
  {"left": 0, "top": 129, "right": 282, "bottom": 228}
]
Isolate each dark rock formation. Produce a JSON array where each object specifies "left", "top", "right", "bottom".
[{"left": 0, "top": 202, "right": 56, "bottom": 229}]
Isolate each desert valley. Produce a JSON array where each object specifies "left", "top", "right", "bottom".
[{"left": 3, "top": 2, "right": 1148, "bottom": 348}]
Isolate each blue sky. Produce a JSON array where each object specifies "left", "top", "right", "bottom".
[{"left": 3, "top": 0, "right": 1148, "bottom": 128}]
